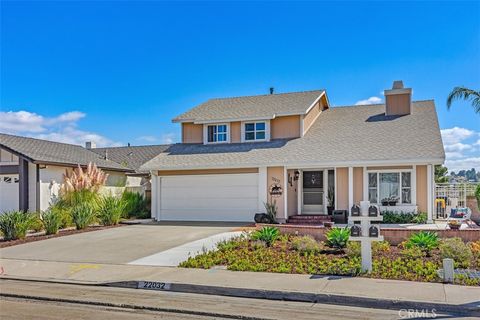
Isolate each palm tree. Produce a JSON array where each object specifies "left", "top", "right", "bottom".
[{"left": 446, "top": 86, "right": 480, "bottom": 114}]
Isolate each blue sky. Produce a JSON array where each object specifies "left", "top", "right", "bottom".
[{"left": 1, "top": 1, "right": 479, "bottom": 171}]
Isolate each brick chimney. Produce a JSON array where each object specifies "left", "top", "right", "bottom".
[
  {"left": 384, "top": 80, "right": 412, "bottom": 116},
  {"left": 85, "top": 141, "right": 96, "bottom": 149}
]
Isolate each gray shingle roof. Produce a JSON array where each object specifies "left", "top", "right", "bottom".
[
  {"left": 173, "top": 90, "right": 325, "bottom": 123},
  {"left": 141, "top": 100, "right": 445, "bottom": 170},
  {"left": 0, "top": 134, "right": 131, "bottom": 171},
  {"left": 91, "top": 145, "right": 170, "bottom": 171}
]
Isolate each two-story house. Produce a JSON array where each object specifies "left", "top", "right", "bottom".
[{"left": 141, "top": 81, "right": 445, "bottom": 223}]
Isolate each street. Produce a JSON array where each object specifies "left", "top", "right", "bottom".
[{"left": 0, "top": 279, "right": 448, "bottom": 320}]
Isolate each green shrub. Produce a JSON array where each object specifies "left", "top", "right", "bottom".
[
  {"left": 122, "top": 191, "right": 149, "bottom": 218},
  {"left": 0, "top": 211, "right": 37, "bottom": 240},
  {"left": 30, "top": 213, "right": 44, "bottom": 232},
  {"left": 41, "top": 209, "right": 62, "bottom": 235},
  {"left": 475, "top": 184, "right": 480, "bottom": 211},
  {"left": 58, "top": 189, "right": 99, "bottom": 210},
  {"left": 71, "top": 203, "right": 96, "bottom": 230},
  {"left": 97, "top": 196, "right": 126, "bottom": 226},
  {"left": 251, "top": 227, "right": 279, "bottom": 247},
  {"left": 382, "top": 211, "right": 427, "bottom": 224},
  {"left": 405, "top": 231, "right": 439, "bottom": 254},
  {"left": 291, "top": 236, "right": 321, "bottom": 255},
  {"left": 439, "top": 238, "right": 473, "bottom": 268},
  {"left": 326, "top": 227, "right": 350, "bottom": 249},
  {"left": 412, "top": 212, "right": 428, "bottom": 224},
  {"left": 345, "top": 241, "right": 361, "bottom": 258},
  {"left": 372, "top": 241, "right": 391, "bottom": 255}
]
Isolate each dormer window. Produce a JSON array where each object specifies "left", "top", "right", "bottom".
[
  {"left": 206, "top": 124, "right": 228, "bottom": 143},
  {"left": 244, "top": 121, "right": 267, "bottom": 141}
]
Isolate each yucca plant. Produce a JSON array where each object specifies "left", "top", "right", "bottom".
[
  {"left": 263, "top": 200, "right": 277, "bottom": 223},
  {"left": 71, "top": 203, "right": 96, "bottom": 230},
  {"left": 251, "top": 226, "right": 280, "bottom": 247},
  {"left": 41, "top": 209, "right": 62, "bottom": 235},
  {"left": 122, "top": 191, "right": 149, "bottom": 218},
  {"left": 0, "top": 211, "right": 37, "bottom": 240},
  {"left": 326, "top": 227, "right": 350, "bottom": 249},
  {"left": 405, "top": 231, "right": 439, "bottom": 254},
  {"left": 97, "top": 196, "right": 126, "bottom": 226}
]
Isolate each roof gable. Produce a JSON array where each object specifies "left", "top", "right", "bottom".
[{"left": 173, "top": 90, "right": 325, "bottom": 123}]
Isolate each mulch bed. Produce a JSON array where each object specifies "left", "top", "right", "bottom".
[{"left": 0, "top": 224, "right": 125, "bottom": 248}]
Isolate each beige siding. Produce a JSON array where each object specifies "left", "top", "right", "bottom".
[
  {"left": 267, "top": 166, "right": 285, "bottom": 220},
  {"left": 386, "top": 93, "right": 411, "bottom": 115},
  {"left": 158, "top": 168, "right": 258, "bottom": 176},
  {"left": 182, "top": 123, "right": 203, "bottom": 143},
  {"left": 416, "top": 165, "right": 428, "bottom": 212},
  {"left": 336, "top": 167, "right": 348, "bottom": 210},
  {"left": 271, "top": 115, "right": 301, "bottom": 139},
  {"left": 231, "top": 121, "right": 241, "bottom": 143},
  {"left": 353, "top": 167, "right": 363, "bottom": 205},
  {"left": 287, "top": 169, "right": 298, "bottom": 217}
]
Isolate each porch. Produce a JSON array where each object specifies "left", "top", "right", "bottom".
[{"left": 276, "top": 165, "right": 436, "bottom": 225}]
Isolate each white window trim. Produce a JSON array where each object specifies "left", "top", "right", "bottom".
[
  {"left": 203, "top": 123, "right": 230, "bottom": 144},
  {"left": 241, "top": 120, "right": 270, "bottom": 142},
  {"left": 365, "top": 169, "right": 414, "bottom": 205}
]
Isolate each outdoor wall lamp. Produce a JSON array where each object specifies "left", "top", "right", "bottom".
[{"left": 294, "top": 170, "right": 300, "bottom": 181}]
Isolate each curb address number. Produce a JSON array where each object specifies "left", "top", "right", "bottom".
[{"left": 138, "top": 281, "right": 171, "bottom": 291}]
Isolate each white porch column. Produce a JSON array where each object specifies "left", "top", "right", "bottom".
[
  {"left": 284, "top": 167, "right": 288, "bottom": 221},
  {"left": 258, "top": 167, "right": 267, "bottom": 211},
  {"left": 348, "top": 167, "right": 354, "bottom": 211},
  {"left": 363, "top": 166, "right": 368, "bottom": 202},
  {"left": 334, "top": 168, "right": 337, "bottom": 209},
  {"left": 297, "top": 170, "right": 302, "bottom": 215},
  {"left": 323, "top": 169, "right": 328, "bottom": 214},
  {"left": 427, "top": 164, "right": 434, "bottom": 223}
]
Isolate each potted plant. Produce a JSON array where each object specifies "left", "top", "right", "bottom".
[
  {"left": 448, "top": 219, "right": 461, "bottom": 230},
  {"left": 381, "top": 196, "right": 398, "bottom": 206},
  {"left": 327, "top": 186, "right": 335, "bottom": 215}
]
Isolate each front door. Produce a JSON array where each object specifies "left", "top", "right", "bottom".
[{"left": 302, "top": 171, "right": 324, "bottom": 214}]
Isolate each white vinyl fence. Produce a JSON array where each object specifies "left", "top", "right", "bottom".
[{"left": 435, "top": 183, "right": 479, "bottom": 219}]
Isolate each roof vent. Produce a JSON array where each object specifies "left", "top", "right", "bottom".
[
  {"left": 269, "top": 87, "right": 274, "bottom": 95},
  {"left": 85, "top": 141, "right": 96, "bottom": 149},
  {"left": 104, "top": 149, "right": 108, "bottom": 160},
  {"left": 384, "top": 80, "right": 412, "bottom": 116}
]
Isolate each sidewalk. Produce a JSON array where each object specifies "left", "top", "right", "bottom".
[{"left": 1, "top": 258, "right": 479, "bottom": 315}]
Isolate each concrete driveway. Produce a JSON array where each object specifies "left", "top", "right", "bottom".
[{"left": 0, "top": 222, "right": 245, "bottom": 264}]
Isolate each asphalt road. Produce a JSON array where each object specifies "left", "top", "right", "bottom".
[{"left": 0, "top": 279, "right": 461, "bottom": 320}]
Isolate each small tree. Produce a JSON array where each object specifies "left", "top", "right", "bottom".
[{"left": 435, "top": 165, "right": 449, "bottom": 183}]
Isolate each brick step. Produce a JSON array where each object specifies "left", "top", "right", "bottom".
[
  {"left": 287, "top": 216, "right": 331, "bottom": 220},
  {"left": 286, "top": 220, "right": 325, "bottom": 225}
]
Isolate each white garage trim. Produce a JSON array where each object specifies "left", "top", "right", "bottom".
[{"left": 159, "top": 173, "right": 259, "bottom": 222}]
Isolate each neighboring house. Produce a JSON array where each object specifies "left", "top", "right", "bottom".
[
  {"left": 0, "top": 134, "right": 167, "bottom": 213},
  {"left": 141, "top": 81, "right": 445, "bottom": 223}
]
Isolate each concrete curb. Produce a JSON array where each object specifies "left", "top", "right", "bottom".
[{"left": 2, "top": 276, "right": 479, "bottom": 317}]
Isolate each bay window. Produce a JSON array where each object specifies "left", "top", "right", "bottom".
[{"left": 368, "top": 171, "right": 412, "bottom": 204}]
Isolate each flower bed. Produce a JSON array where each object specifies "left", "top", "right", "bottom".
[{"left": 180, "top": 229, "right": 480, "bottom": 286}]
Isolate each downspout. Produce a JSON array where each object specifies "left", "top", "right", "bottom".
[{"left": 36, "top": 164, "right": 40, "bottom": 212}]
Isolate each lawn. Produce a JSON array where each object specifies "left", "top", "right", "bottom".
[{"left": 180, "top": 227, "right": 480, "bottom": 286}]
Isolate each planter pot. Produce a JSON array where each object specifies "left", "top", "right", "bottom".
[
  {"left": 388, "top": 201, "right": 397, "bottom": 206},
  {"left": 381, "top": 201, "right": 389, "bottom": 206},
  {"left": 327, "top": 206, "right": 334, "bottom": 215},
  {"left": 254, "top": 213, "right": 270, "bottom": 223}
]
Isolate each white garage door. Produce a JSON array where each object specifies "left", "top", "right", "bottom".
[
  {"left": 160, "top": 173, "right": 258, "bottom": 222},
  {"left": 0, "top": 174, "right": 19, "bottom": 213}
]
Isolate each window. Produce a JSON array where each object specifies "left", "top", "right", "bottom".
[
  {"left": 244, "top": 122, "right": 266, "bottom": 141},
  {"left": 207, "top": 124, "right": 228, "bottom": 143},
  {"left": 368, "top": 171, "right": 412, "bottom": 204}
]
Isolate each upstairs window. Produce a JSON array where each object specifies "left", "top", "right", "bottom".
[
  {"left": 244, "top": 122, "right": 266, "bottom": 141},
  {"left": 207, "top": 124, "right": 228, "bottom": 143}
]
